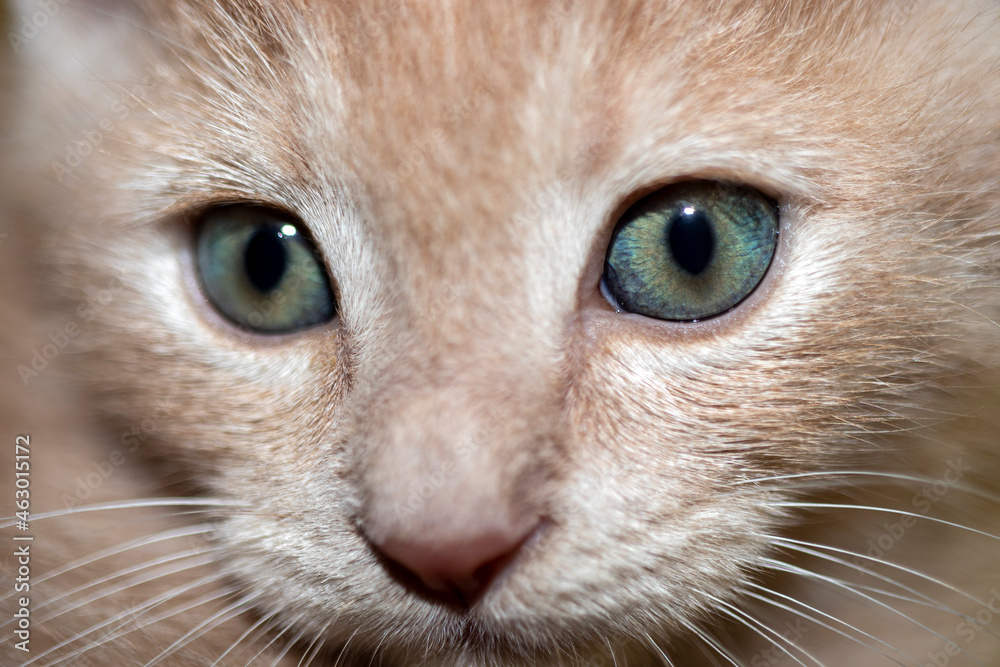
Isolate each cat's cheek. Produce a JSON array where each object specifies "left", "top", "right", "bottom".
[{"left": 58, "top": 227, "right": 342, "bottom": 495}]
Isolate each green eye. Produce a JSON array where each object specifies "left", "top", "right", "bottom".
[
  {"left": 196, "top": 205, "right": 336, "bottom": 333},
  {"left": 603, "top": 181, "right": 778, "bottom": 321}
]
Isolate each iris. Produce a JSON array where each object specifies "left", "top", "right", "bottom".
[
  {"left": 604, "top": 181, "right": 778, "bottom": 321},
  {"left": 196, "top": 205, "right": 336, "bottom": 333}
]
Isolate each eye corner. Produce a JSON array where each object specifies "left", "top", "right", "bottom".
[{"left": 598, "top": 275, "right": 624, "bottom": 314}]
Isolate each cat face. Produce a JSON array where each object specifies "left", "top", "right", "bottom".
[{"left": 11, "top": 0, "right": 1000, "bottom": 664}]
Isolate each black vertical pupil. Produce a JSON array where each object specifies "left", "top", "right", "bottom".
[
  {"left": 668, "top": 207, "right": 714, "bottom": 275},
  {"left": 244, "top": 227, "right": 287, "bottom": 293}
]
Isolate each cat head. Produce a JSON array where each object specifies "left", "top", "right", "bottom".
[{"left": 10, "top": 0, "right": 1000, "bottom": 662}]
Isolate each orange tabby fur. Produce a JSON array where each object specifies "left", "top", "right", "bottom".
[{"left": 2, "top": 0, "right": 1000, "bottom": 665}]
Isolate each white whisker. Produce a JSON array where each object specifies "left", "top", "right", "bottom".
[
  {"left": 211, "top": 608, "right": 281, "bottom": 666},
  {"left": 606, "top": 637, "right": 620, "bottom": 667},
  {"left": 707, "top": 594, "right": 819, "bottom": 667},
  {"left": 92, "top": 586, "right": 240, "bottom": 655},
  {"left": 298, "top": 619, "right": 331, "bottom": 667},
  {"left": 0, "top": 524, "right": 215, "bottom": 605},
  {"left": 331, "top": 627, "right": 360, "bottom": 667},
  {"left": 366, "top": 625, "right": 393, "bottom": 667},
  {"left": 644, "top": 631, "right": 677, "bottom": 666},
  {"left": 765, "top": 502, "right": 1000, "bottom": 542},
  {"left": 0, "top": 497, "right": 244, "bottom": 528},
  {"left": 676, "top": 619, "right": 741, "bottom": 667},
  {"left": 32, "top": 545, "right": 219, "bottom": 623},
  {"left": 741, "top": 584, "right": 914, "bottom": 665},
  {"left": 24, "top": 573, "right": 225, "bottom": 667},
  {"left": 34, "top": 551, "right": 219, "bottom": 626},
  {"left": 766, "top": 535, "right": 1000, "bottom": 633},
  {"left": 243, "top": 614, "right": 305, "bottom": 667},
  {"left": 761, "top": 558, "right": 984, "bottom": 666},
  {"left": 142, "top": 593, "right": 258, "bottom": 666},
  {"left": 269, "top": 622, "right": 313, "bottom": 667},
  {"left": 734, "top": 470, "right": 937, "bottom": 487}
]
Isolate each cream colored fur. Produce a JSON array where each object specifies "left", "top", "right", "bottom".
[{"left": 2, "top": 0, "right": 1000, "bottom": 665}]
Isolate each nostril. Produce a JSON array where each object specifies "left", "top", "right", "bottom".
[{"left": 369, "top": 516, "right": 542, "bottom": 608}]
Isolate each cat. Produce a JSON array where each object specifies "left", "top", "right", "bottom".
[{"left": 2, "top": 0, "right": 1000, "bottom": 665}]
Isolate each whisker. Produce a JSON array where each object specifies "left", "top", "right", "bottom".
[
  {"left": 740, "top": 584, "right": 914, "bottom": 665},
  {"left": 761, "top": 557, "right": 984, "bottom": 666},
  {"left": 676, "top": 619, "right": 741, "bottom": 667},
  {"left": 91, "top": 586, "right": 240, "bottom": 655},
  {"left": 142, "top": 592, "right": 259, "bottom": 667},
  {"left": 211, "top": 608, "right": 281, "bottom": 666},
  {"left": 0, "top": 524, "right": 216, "bottom": 605},
  {"left": 643, "top": 631, "right": 676, "bottom": 666},
  {"left": 298, "top": 620, "right": 331, "bottom": 667},
  {"left": 269, "top": 622, "right": 313, "bottom": 667},
  {"left": 693, "top": 640, "right": 726, "bottom": 667},
  {"left": 766, "top": 535, "right": 1000, "bottom": 633},
  {"left": 848, "top": 581, "right": 1000, "bottom": 634},
  {"left": 743, "top": 579, "right": 922, "bottom": 662},
  {"left": 606, "top": 637, "right": 620, "bottom": 667},
  {"left": 734, "top": 470, "right": 941, "bottom": 487},
  {"left": 31, "top": 544, "right": 219, "bottom": 622},
  {"left": 366, "top": 625, "right": 392, "bottom": 667},
  {"left": 24, "top": 573, "right": 225, "bottom": 667},
  {"left": 243, "top": 614, "right": 304, "bottom": 667},
  {"left": 707, "top": 594, "right": 819, "bottom": 667},
  {"left": 34, "top": 550, "right": 220, "bottom": 626},
  {"left": 331, "top": 627, "right": 361, "bottom": 667},
  {"left": 0, "top": 497, "right": 244, "bottom": 528},
  {"left": 765, "top": 502, "right": 1000, "bottom": 542}
]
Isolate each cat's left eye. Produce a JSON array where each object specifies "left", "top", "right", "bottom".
[
  {"left": 196, "top": 205, "right": 336, "bottom": 333},
  {"left": 602, "top": 181, "right": 778, "bottom": 321}
]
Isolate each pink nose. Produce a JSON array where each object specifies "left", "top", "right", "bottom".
[{"left": 371, "top": 513, "right": 541, "bottom": 605}]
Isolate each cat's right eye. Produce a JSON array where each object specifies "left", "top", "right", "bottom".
[{"left": 195, "top": 205, "right": 337, "bottom": 333}]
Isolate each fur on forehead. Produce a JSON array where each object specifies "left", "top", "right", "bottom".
[
  {"left": 59, "top": 0, "right": 996, "bottom": 214},
  {"left": 28, "top": 0, "right": 993, "bottom": 327}
]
